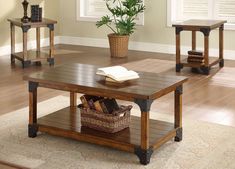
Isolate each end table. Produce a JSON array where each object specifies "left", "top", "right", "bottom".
[
  {"left": 172, "top": 19, "right": 227, "bottom": 75},
  {"left": 7, "top": 18, "right": 57, "bottom": 68}
]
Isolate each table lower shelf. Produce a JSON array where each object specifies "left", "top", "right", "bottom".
[
  {"left": 181, "top": 57, "right": 222, "bottom": 68},
  {"left": 37, "top": 107, "right": 177, "bottom": 153},
  {"left": 12, "top": 50, "right": 51, "bottom": 62}
]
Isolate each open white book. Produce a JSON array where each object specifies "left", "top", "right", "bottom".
[{"left": 96, "top": 66, "right": 139, "bottom": 82}]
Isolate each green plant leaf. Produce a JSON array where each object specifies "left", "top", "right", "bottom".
[
  {"left": 96, "top": 15, "right": 112, "bottom": 28},
  {"left": 97, "top": 0, "right": 145, "bottom": 35}
]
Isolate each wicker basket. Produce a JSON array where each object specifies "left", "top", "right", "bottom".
[
  {"left": 108, "top": 33, "right": 129, "bottom": 58},
  {"left": 80, "top": 105, "right": 132, "bottom": 133}
]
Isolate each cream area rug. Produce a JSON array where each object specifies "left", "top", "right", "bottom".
[{"left": 1, "top": 96, "right": 235, "bottom": 169}]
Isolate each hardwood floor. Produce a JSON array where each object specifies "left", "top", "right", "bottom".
[
  {"left": 0, "top": 44, "right": 235, "bottom": 168},
  {"left": 0, "top": 44, "right": 176, "bottom": 115},
  {"left": 1, "top": 44, "right": 235, "bottom": 121}
]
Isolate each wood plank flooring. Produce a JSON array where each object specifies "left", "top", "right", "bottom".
[
  {"left": 0, "top": 44, "right": 179, "bottom": 115},
  {"left": 1, "top": 44, "right": 235, "bottom": 123}
]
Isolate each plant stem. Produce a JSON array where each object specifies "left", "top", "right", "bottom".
[
  {"left": 113, "top": 15, "right": 119, "bottom": 33},
  {"left": 106, "top": 24, "right": 117, "bottom": 34}
]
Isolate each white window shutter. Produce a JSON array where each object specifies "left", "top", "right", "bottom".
[
  {"left": 217, "top": 0, "right": 235, "bottom": 24},
  {"left": 168, "top": 0, "right": 235, "bottom": 29},
  {"left": 182, "top": 0, "right": 209, "bottom": 19},
  {"left": 78, "top": 0, "right": 144, "bottom": 25},
  {"left": 85, "top": 0, "right": 107, "bottom": 17},
  {"left": 86, "top": 0, "right": 144, "bottom": 25}
]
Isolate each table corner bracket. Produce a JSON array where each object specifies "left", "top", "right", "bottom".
[
  {"left": 176, "top": 86, "right": 183, "bottom": 95},
  {"left": 176, "top": 27, "right": 183, "bottom": 35},
  {"left": 29, "top": 82, "right": 38, "bottom": 92},
  {"left": 219, "top": 24, "right": 224, "bottom": 31},
  {"left": 22, "top": 25, "right": 31, "bottom": 33},
  {"left": 176, "top": 64, "right": 183, "bottom": 72},
  {"left": 219, "top": 59, "right": 224, "bottom": 68},
  {"left": 134, "top": 99, "right": 153, "bottom": 112},
  {"left": 47, "top": 24, "right": 54, "bottom": 31},
  {"left": 175, "top": 127, "right": 183, "bottom": 142},
  {"left": 200, "top": 66, "right": 210, "bottom": 75},
  {"left": 134, "top": 146, "right": 153, "bottom": 165},
  {"left": 47, "top": 58, "right": 55, "bottom": 66},
  {"left": 200, "top": 28, "right": 211, "bottom": 36},
  {"left": 28, "top": 124, "right": 38, "bottom": 138}
]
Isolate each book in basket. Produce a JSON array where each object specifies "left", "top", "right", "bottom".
[
  {"left": 96, "top": 66, "right": 139, "bottom": 82},
  {"left": 79, "top": 105, "right": 132, "bottom": 133}
]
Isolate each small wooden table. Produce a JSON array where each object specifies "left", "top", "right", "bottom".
[
  {"left": 8, "top": 18, "right": 57, "bottom": 68},
  {"left": 172, "top": 19, "right": 227, "bottom": 75},
  {"left": 23, "top": 63, "right": 188, "bottom": 165}
]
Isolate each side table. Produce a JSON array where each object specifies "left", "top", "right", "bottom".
[
  {"left": 7, "top": 18, "right": 57, "bottom": 68},
  {"left": 172, "top": 19, "right": 227, "bottom": 75}
]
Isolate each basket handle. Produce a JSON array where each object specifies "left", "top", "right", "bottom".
[{"left": 113, "top": 105, "right": 132, "bottom": 116}]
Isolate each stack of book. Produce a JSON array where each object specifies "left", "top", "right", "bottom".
[
  {"left": 80, "top": 95, "right": 119, "bottom": 115},
  {"left": 96, "top": 66, "right": 139, "bottom": 83},
  {"left": 187, "top": 50, "right": 204, "bottom": 64},
  {"left": 31, "top": 5, "right": 42, "bottom": 22}
]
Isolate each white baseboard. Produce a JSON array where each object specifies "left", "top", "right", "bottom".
[
  {"left": 1, "top": 35, "right": 234, "bottom": 60},
  {"left": 58, "top": 36, "right": 108, "bottom": 48},
  {"left": 58, "top": 36, "right": 235, "bottom": 60},
  {"left": 0, "top": 37, "right": 60, "bottom": 57}
]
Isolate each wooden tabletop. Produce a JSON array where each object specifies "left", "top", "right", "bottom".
[
  {"left": 7, "top": 18, "right": 57, "bottom": 27},
  {"left": 172, "top": 19, "right": 227, "bottom": 29},
  {"left": 24, "top": 63, "right": 188, "bottom": 101}
]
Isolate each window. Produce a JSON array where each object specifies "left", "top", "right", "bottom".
[
  {"left": 77, "top": 0, "right": 145, "bottom": 25},
  {"left": 78, "top": 0, "right": 107, "bottom": 21},
  {"left": 167, "top": 0, "right": 235, "bottom": 29}
]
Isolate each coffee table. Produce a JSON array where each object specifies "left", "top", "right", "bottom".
[{"left": 23, "top": 63, "right": 188, "bottom": 165}]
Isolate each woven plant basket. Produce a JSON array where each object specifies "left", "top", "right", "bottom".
[
  {"left": 108, "top": 33, "right": 129, "bottom": 58},
  {"left": 80, "top": 105, "right": 132, "bottom": 133}
]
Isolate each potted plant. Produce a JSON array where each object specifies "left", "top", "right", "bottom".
[{"left": 96, "top": 0, "right": 145, "bottom": 58}]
